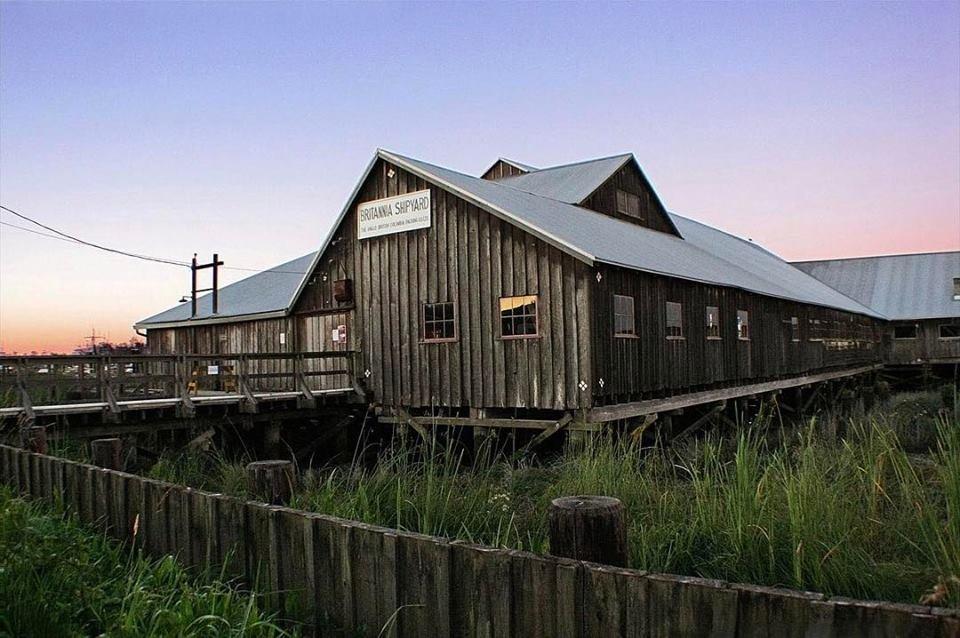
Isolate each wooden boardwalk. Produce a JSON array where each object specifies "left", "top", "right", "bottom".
[{"left": 0, "top": 351, "right": 364, "bottom": 423}]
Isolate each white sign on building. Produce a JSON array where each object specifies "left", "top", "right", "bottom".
[{"left": 357, "top": 189, "right": 431, "bottom": 240}]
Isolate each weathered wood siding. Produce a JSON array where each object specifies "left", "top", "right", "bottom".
[
  {"left": 480, "top": 159, "right": 529, "bottom": 181},
  {"left": 580, "top": 161, "right": 678, "bottom": 236},
  {"left": 591, "top": 266, "right": 882, "bottom": 405},
  {"left": 887, "top": 319, "right": 960, "bottom": 365},
  {"left": 341, "top": 158, "right": 593, "bottom": 411}
]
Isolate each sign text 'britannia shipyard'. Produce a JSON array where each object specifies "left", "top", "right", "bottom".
[{"left": 357, "top": 190, "right": 431, "bottom": 240}]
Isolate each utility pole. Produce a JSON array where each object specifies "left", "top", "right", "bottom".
[
  {"left": 85, "top": 329, "right": 102, "bottom": 354},
  {"left": 191, "top": 253, "right": 225, "bottom": 317}
]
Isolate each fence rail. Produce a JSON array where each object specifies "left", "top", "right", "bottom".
[
  {"left": 0, "top": 351, "right": 363, "bottom": 421},
  {"left": 0, "top": 444, "right": 955, "bottom": 637}
]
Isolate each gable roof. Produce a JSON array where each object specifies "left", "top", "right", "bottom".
[
  {"left": 483, "top": 157, "right": 539, "bottom": 175},
  {"left": 792, "top": 251, "right": 960, "bottom": 320},
  {"left": 379, "top": 150, "right": 879, "bottom": 318},
  {"left": 496, "top": 153, "right": 632, "bottom": 204},
  {"left": 136, "top": 148, "right": 882, "bottom": 329},
  {"left": 135, "top": 252, "right": 316, "bottom": 329}
]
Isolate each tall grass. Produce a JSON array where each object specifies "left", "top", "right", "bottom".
[
  {"left": 0, "top": 487, "right": 292, "bottom": 637},
  {"left": 124, "top": 392, "right": 959, "bottom": 607}
]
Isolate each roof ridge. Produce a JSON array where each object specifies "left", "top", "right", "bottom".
[
  {"left": 792, "top": 249, "right": 960, "bottom": 264},
  {"left": 520, "top": 152, "right": 633, "bottom": 174}
]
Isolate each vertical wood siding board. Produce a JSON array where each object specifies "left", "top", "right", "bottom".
[
  {"left": 29, "top": 451, "right": 42, "bottom": 500},
  {"left": 349, "top": 524, "right": 398, "bottom": 635},
  {"left": 396, "top": 533, "right": 452, "bottom": 638},
  {"left": 539, "top": 245, "right": 555, "bottom": 408},
  {"left": 109, "top": 471, "right": 127, "bottom": 542},
  {"left": 562, "top": 255, "right": 579, "bottom": 405},
  {"left": 426, "top": 194, "right": 440, "bottom": 408},
  {"left": 447, "top": 197, "right": 462, "bottom": 407},
  {"left": 468, "top": 207, "right": 483, "bottom": 407},
  {"left": 455, "top": 201, "right": 471, "bottom": 408},
  {"left": 575, "top": 264, "right": 593, "bottom": 410},
  {"left": 370, "top": 234, "right": 384, "bottom": 404},
  {"left": 582, "top": 565, "right": 627, "bottom": 637},
  {"left": 94, "top": 468, "right": 110, "bottom": 533},
  {"left": 479, "top": 211, "right": 493, "bottom": 409},
  {"left": 512, "top": 226, "right": 528, "bottom": 408},
  {"left": 188, "top": 489, "right": 208, "bottom": 569},
  {"left": 417, "top": 205, "right": 429, "bottom": 407},
  {"left": 525, "top": 233, "right": 540, "bottom": 407},
  {"left": 450, "top": 543, "right": 512, "bottom": 638},
  {"left": 490, "top": 218, "right": 506, "bottom": 408},
  {"left": 398, "top": 220, "right": 411, "bottom": 406},
  {"left": 0, "top": 446, "right": 11, "bottom": 490},
  {"left": 125, "top": 474, "right": 144, "bottom": 549},
  {"left": 439, "top": 192, "right": 452, "bottom": 407},
  {"left": 389, "top": 231, "right": 402, "bottom": 405},
  {"left": 211, "top": 494, "right": 246, "bottom": 579},
  {"left": 501, "top": 224, "right": 516, "bottom": 406},
  {"left": 246, "top": 503, "right": 280, "bottom": 606},
  {"left": 15, "top": 449, "right": 29, "bottom": 496}
]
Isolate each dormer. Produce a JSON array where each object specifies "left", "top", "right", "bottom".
[
  {"left": 493, "top": 153, "right": 682, "bottom": 237},
  {"left": 481, "top": 158, "right": 538, "bottom": 181}
]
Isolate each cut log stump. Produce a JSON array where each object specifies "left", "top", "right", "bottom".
[
  {"left": 91, "top": 438, "right": 123, "bottom": 470},
  {"left": 19, "top": 425, "right": 47, "bottom": 455},
  {"left": 548, "top": 495, "right": 628, "bottom": 567},
  {"left": 246, "top": 460, "right": 295, "bottom": 505}
]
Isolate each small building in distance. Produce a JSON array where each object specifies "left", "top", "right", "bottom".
[{"left": 793, "top": 252, "right": 960, "bottom": 368}]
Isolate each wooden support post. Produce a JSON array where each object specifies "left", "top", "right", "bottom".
[
  {"left": 15, "top": 360, "right": 35, "bottom": 424},
  {"left": 19, "top": 425, "right": 47, "bottom": 454},
  {"left": 91, "top": 438, "right": 123, "bottom": 470},
  {"left": 175, "top": 356, "right": 196, "bottom": 418},
  {"left": 246, "top": 460, "right": 295, "bottom": 505},
  {"left": 263, "top": 420, "right": 282, "bottom": 458},
  {"left": 238, "top": 356, "right": 258, "bottom": 414},
  {"left": 396, "top": 408, "right": 430, "bottom": 442},
  {"left": 672, "top": 402, "right": 725, "bottom": 445},
  {"left": 514, "top": 413, "right": 573, "bottom": 460},
  {"left": 548, "top": 495, "right": 628, "bottom": 567},
  {"left": 629, "top": 413, "right": 658, "bottom": 442},
  {"left": 293, "top": 354, "right": 316, "bottom": 409}
]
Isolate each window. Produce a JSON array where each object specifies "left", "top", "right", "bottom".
[
  {"left": 808, "top": 318, "right": 823, "bottom": 342},
  {"left": 939, "top": 324, "right": 960, "bottom": 339},
  {"left": 500, "top": 295, "right": 538, "bottom": 338},
  {"left": 615, "top": 189, "right": 641, "bottom": 218},
  {"left": 894, "top": 324, "right": 918, "bottom": 340},
  {"left": 737, "top": 310, "right": 750, "bottom": 340},
  {"left": 790, "top": 316, "right": 800, "bottom": 342},
  {"left": 954, "top": 278, "right": 960, "bottom": 301},
  {"left": 705, "top": 306, "right": 721, "bottom": 339},
  {"left": 613, "top": 294, "right": 636, "bottom": 337},
  {"left": 666, "top": 301, "right": 684, "bottom": 339},
  {"left": 423, "top": 302, "right": 456, "bottom": 341}
]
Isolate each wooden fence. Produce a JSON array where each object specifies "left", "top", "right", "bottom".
[{"left": 1, "top": 444, "right": 956, "bottom": 637}]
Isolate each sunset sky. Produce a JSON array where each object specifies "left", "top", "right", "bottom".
[{"left": 1, "top": 2, "right": 958, "bottom": 353}]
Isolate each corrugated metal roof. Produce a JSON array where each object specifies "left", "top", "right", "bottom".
[
  {"left": 383, "top": 150, "right": 880, "bottom": 318},
  {"left": 793, "top": 252, "right": 960, "bottom": 320},
  {"left": 500, "top": 158, "right": 538, "bottom": 172},
  {"left": 136, "top": 252, "right": 316, "bottom": 327},
  {"left": 496, "top": 153, "right": 632, "bottom": 203}
]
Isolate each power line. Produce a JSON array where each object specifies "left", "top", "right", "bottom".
[
  {"left": 0, "top": 204, "right": 309, "bottom": 275},
  {"left": 1, "top": 204, "right": 190, "bottom": 267}
]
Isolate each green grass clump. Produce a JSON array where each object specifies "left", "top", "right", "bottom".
[
  {"left": 0, "top": 487, "right": 291, "bottom": 637},
  {"left": 287, "top": 400, "right": 959, "bottom": 607}
]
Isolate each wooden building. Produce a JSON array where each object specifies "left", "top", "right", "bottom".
[
  {"left": 136, "top": 150, "right": 887, "bottom": 427},
  {"left": 794, "top": 252, "right": 960, "bottom": 367}
]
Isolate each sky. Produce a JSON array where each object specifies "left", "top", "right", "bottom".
[{"left": 1, "top": 2, "right": 958, "bottom": 353}]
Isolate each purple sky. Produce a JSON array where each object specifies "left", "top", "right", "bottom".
[{"left": 1, "top": 2, "right": 958, "bottom": 353}]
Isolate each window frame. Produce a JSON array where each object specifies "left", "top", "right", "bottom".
[
  {"left": 953, "top": 277, "right": 960, "bottom": 301},
  {"left": 790, "top": 316, "right": 800, "bottom": 342},
  {"left": 422, "top": 301, "right": 458, "bottom": 343},
  {"left": 893, "top": 324, "right": 918, "bottom": 340},
  {"left": 736, "top": 309, "right": 750, "bottom": 341},
  {"left": 939, "top": 324, "right": 960, "bottom": 340},
  {"left": 615, "top": 188, "right": 642, "bottom": 219},
  {"left": 665, "top": 301, "right": 684, "bottom": 340},
  {"left": 705, "top": 305, "right": 721, "bottom": 340},
  {"left": 613, "top": 294, "right": 637, "bottom": 338},
  {"left": 499, "top": 295, "right": 539, "bottom": 340}
]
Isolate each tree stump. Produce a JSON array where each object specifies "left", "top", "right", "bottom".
[
  {"left": 19, "top": 425, "right": 47, "bottom": 455},
  {"left": 548, "top": 495, "right": 628, "bottom": 567},
  {"left": 91, "top": 438, "right": 123, "bottom": 470},
  {"left": 246, "top": 460, "right": 295, "bottom": 505}
]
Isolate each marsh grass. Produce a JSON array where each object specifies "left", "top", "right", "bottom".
[
  {"left": 97, "top": 391, "right": 959, "bottom": 608},
  {"left": 0, "top": 487, "right": 292, "bottom": 637}
]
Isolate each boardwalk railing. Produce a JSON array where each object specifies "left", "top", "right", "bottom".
[
  {"left": 1, "top": 444, "right": 955, "bottom": 637},
  {"left": 0, "top": 351, "right": 363, "bottom": 421}
]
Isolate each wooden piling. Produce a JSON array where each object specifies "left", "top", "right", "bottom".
[
  {"left": 91, "top": 437, "right": 123, "bottom": 470},
  {"left": 19, "top": 425, "right": 47, "bottom": 454},
  {"left": 548, "top": 495, "right": 628, "bottom": 567},
  {"left": 246, "top": 460, "right": 295, "bottom": 505}
]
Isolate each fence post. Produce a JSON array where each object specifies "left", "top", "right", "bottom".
[
  {"left": 548, "top": 495, "right": 628, "bottom": 567},
  {"left": 19, "top": 424, "right": 47, "bottom": 454},
  {"left": 246, "top": 460, "right": 295, "bottom": 505},
  {"left": 91, "top": 438, "right": 123, "bottom": 470}
]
